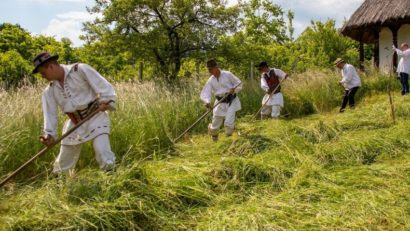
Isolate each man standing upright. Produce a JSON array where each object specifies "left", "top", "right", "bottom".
[
  {"left": 200, "top": 59, "right": 242, "bottom": 141},
  {"left": 334, "top": 58, "right": 361, "bottom": 113},
  {"left": 256, "top": 61, "right": 288, "bottom": 119},
  {"left": 393, "top": 43, "right": 410, "bottom": 95},
  {"left": 33, "top": 52, "right": 117, "bottom": 174}
]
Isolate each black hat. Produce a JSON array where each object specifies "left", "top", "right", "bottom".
[
  {"left": 255, "top": 61, "right": 269, "bottom": 69},
  {"left": 206, "top": 59, "right": 218, "bottom": 68},
  {"left": 32, "top": 52, "right": 59, "bottom": 74}
]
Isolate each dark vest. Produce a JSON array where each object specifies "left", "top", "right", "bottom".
[{"left": 264, "top": 69, "right": 281, "bottom": 94}]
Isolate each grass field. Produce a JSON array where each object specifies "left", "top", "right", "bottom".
[{"left": 0, "top": 70, "right": 408, "bottom": 230}]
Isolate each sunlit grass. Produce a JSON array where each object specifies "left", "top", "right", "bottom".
[{"left": 0, "top": 70, "right": 408, "bottom": 230}]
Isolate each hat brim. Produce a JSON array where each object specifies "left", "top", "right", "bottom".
[
  {"left": 32, "top": 55, "right": 59, "bottom": 74},
  {"left": 334, "top": 59, "right": 345, "bottom": 66}
]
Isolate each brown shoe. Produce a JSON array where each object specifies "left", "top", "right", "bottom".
[{"left": 212, "top": 135, "right": 218, "bottom": 142}]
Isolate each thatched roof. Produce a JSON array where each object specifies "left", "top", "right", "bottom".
[{"left": 341, "top": 0, "right": 410, "bottom": 43}]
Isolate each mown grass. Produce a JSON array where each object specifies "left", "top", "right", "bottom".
[{"left": 0, "top": 69, "right": 408, "bottom": 230}]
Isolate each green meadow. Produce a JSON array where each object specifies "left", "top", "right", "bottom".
[{"left": 0, "top": 70, "right": 409, "bottom": 230}]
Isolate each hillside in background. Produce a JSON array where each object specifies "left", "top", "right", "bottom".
[{"left": 0, "top": 70, "right": 409, "bottom": 230}]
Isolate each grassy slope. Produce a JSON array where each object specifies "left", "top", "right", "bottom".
[
  {"left": 1, "top": 92, "right": 409, "bottom": 230},
  {"left": 151, "top": 93, "right": 410, "bottom": 230}
]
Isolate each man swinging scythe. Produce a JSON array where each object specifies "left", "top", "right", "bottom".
[
  {"left": 200, "top": 59, "right": 243, "bottom": 141},
  {"left": 34, "top": 52, "right": 117, "bottom": 174},
  {"left": 256, "top": 61, "right": 288, "bottom": 119},
  {"left": 0, "top": 52, "right": 117, "bottom": 187}
]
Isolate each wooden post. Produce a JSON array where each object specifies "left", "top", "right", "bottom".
[
  {"left": 374, "top": 28, "right": 380, "bottom": 68},
  {"left": 359, "top": 40, "right": 365, "bottom": 71},
  {"left": 139, "top": 61, "right": 143, "bottom": 82},
  {"left": 358, "top": 31, "right": 365, "bottom": 71},
  {"left": 195, "top": 60, "right": 200, "bottom": 83},
  {"left": 250, "top": 61, "right": 254, "bottom": 80},
  {"left": 390, "top": 25, "right": 399, "bottom": 70}
]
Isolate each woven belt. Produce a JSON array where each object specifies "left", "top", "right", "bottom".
[
  {"left": 216, "top": 93, "right": 236, "bottom": 105},
  {"left": 66, "top": 100, "right": 99, "bottom": 124}
]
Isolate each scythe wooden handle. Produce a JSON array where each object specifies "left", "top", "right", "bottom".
[{"left": 0, "top": 107, "right": 103, "bottom": 188}]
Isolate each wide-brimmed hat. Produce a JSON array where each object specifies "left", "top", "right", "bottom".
[
  {"left": 32, "top": 52, "right": 59, "bottom": 74},
  {"left": 334, "top": 58, "right": 345, "bottom": 66},
  {"left": 255, "top": 61, "right": 269, "bottom": 69}
]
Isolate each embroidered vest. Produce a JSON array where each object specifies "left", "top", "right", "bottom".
[{"left": 264, "top": 69, "right": 281, "bottom": 94}]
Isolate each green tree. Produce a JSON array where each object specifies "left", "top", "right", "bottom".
[
  {"left": 241, "top": 0, "right": 289, "bottom": 44},
  {"left": 0, "top": 50, "right": 32, "bottom": 89},
  {"left": 32, "top": 35, "right": 79, "bottom": 63},
  {"left": 209, "top": 1, "right": 291, "bottom": 77},
  {"left": 294, "top": 20, "right": 359, "bottom": 70},
  {"left": 60, "top": 38, "right": 77, "bottom": 64},
  {"left": 287, "top": 10, "right": 295, "bottom": 41},
  {"left": 84, "top": 0, "right": 240, "bottom": 81},
  {"left": 0, "top": 23, "right": 84, "bottom": 88},
  {"left": 0, "top": 23, "right": 35, "bottom": 60},
  {"left": 75, "top": 39, "right": 142, "bottom": 81}
]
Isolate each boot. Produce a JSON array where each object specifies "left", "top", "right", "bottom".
[
  {"left": 212, "top": 134, "right": 218, "bottom": 142},
  {"left": 225, "top": 127, "right": 234, "bottom": 136},
  {"left": 261, "top": 114, "right": 270, "bottom": 120},
  {"left": 208, "top": 123, "right": 219, "bottom": 141}
]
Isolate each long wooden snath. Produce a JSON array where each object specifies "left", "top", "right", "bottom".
[
  {"left": 0, "top": 109, "right": 101, "bottom": 188},
  {"left": 388, "top": 50, "right": 396, "bottom": 124}
]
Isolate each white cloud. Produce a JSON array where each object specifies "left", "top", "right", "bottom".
[
  {"left": 40, "top": 0, "right": 364, "bottom": 46},
  {"left": 226, "top": 0, "right": 365, "bottom": 37},
  {"left": 275, "top": 0, "right": 364, "bottom": 36},
  {"left": 42, "top": 11, "right": 97, "bottom": 47}
]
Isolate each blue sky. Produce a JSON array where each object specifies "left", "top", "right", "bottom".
[
  {"left": 0, "top": 0, "right": 364, "bottom": 47},
  {"left": 0, "top": 0, "right": 96, "bottom": 46}
]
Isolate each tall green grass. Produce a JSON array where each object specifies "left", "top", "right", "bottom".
[
  {"left": 0, "top": 69, "right": 408, "bottom": 230},
  {"left": 0, "top": 70, "right": 399, "bottom": 180},
  {"left": 1, "top": 93, "right": 409, "bottom": 230}
]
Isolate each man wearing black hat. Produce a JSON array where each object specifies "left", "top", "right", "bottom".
[
  {"left": 200, "top": 59, "right": 242, "bottom": 141},
  {"left": 33, "top": 52, "right": 117, "bottom": 174},
  {"left": 256, "top": 61, "right": 288, "bottom": 119},
  {"left": 334, "top": 58, "right": 361, "bottom": 112}
]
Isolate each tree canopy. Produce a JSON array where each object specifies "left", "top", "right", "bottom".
[
  {"left": 0, "top": 1, "right": 365, "bottom": 88},
  {"left": 84, "top": 0, "right": 240, "bottom": 81}
]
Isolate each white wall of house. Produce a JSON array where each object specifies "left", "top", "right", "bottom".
[
  {"left": 379, "top": 27, "right": 393, "bottom": 73},
  {"left": 398, "top": 24, "right": 410, "bottom": 46},
  {"left": 378, "top": 24, "right": 410, "bottom": 73},
  {"left": 397, "top": 24, "right": 410, "bottom": 74}
]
